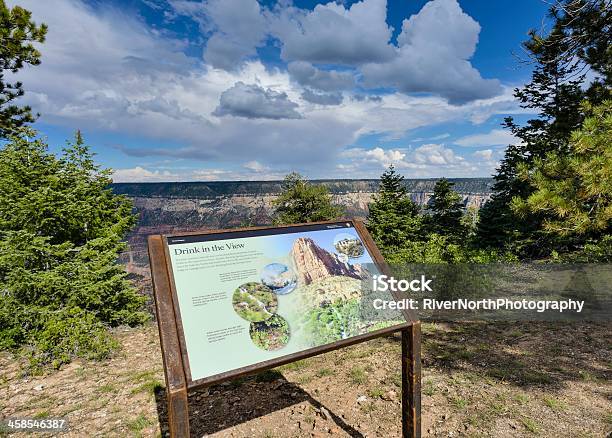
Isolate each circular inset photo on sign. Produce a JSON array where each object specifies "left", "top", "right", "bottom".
[
  {"left": 333, "top": 233, "right": 365, "bottom": 258},
  {"left": 232, "top": 282, "right": 278, "bottom": 322},
  {"left": 261, "top": 263, "right": 297, "bottom": 295},
  {"left": 249, "top": 314, "right": 290, "bottom": 351}
]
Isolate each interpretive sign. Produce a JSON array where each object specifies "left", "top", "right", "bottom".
[{"left": 148, "top": 220, "right": 421, "bottom": 437}]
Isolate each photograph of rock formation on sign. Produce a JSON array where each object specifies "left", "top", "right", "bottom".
[{"left": 274, "top": 232, "right": 395, "bottom": 348}]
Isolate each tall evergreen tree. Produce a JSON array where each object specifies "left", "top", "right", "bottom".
[
  {"left": 427, "top": 178, "right": 467, "bottom": 241},
  {"left": 511, "top": 100, "right": 612, "bottom": 258},
  {"left": 272, "top": 172, "right": 343, "bottom": 225},
  {"left": 0, "top": 129, "right": 147, "bottom": 368},
  {"left": 476, "top": 0, "right": 610, "bottom": 255},
  {"left": 0, "top": 1, "right": 47, "bottom": 137},
  {"left": 544, "top": 0, "right": 611, "bottom": 104},
  {"left": 367, "top": 165, "right": 424, "bottom": 251}
]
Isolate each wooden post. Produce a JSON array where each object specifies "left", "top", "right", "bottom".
[
  {"left": 402, "top": 322, "right": 421, "bottom": 438},
  {"left": 148, "top": 236, "right": 190, "bottom": 437},
  {"left": 167, "top": 388, "right": 189, "bottom": 437}
]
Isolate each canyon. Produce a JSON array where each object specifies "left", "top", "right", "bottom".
[{"left": 112, "top": 178, "right": 493, "bottom": 297}]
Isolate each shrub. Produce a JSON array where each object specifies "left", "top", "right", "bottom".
[{"left": 0, "top": 130, "right": 147, "bottom": 368}]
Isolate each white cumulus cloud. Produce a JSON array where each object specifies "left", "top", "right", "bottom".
[
  {"left": 6, "top": 0, "right": 533, "bottom": 180},
  {"left": 455, "top": 128, "right": 518, "bottom": 147},
  {"left": 112, "top": 166, "right": 179, "bottom": 182},
  {"left": 270, "top": 0, "right": 394, "bottom": 65},
  {"left": 361, "top": 0, "right": 501, "bottom": 103}
]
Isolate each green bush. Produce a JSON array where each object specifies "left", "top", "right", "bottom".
[
  {"left": 0, "top": 130, "right": 147, "bottom": 368},
  {"left": 27, "top": 307, "right": 118, "bottom": 369},
  {"left": 383, "top": 233, "right": 515, "bottom": 265}
]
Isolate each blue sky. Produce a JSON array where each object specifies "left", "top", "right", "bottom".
[{"left": 9, "top": 0, "right": 553, "bottom": 181}]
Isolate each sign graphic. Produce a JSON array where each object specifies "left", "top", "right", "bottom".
[{"left": 164, "top": 222, "right": 405, "bottom": 383}]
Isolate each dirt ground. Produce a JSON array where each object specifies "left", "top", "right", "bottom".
[{"left": 1, "top": 321, "right": 610, "bottom": 438}]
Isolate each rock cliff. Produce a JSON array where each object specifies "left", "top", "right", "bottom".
[
  {"left": 113, "top": 178, "right": 493, "bottom": 290},
  {"left": 291, "top": 237, "right": 362, "bottom": 285},
  {"left": 113, "top": 178, "right": 493, "bottom": 232}
]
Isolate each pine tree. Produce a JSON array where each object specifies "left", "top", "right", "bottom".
[
  {"left": 0, "top": 129, "right": 148, "bottom": 368},
  {"left": 427, "top": 178, "right": 467, "bottom": 241},
  {"left": 544, "top": 1, "right": 611, "bottom": 104},
  {"left": 511, "top": 100, "right": 612, "bottom": 258},
  {"left": 475, "top": 0, "right": 610, "bottom": 255},
  {"left": 476, "top": 144, "right": 537, "bottom": 249},
  {"left": 0, "top": 1, "right": 47, "bottom": 137},
  {"left": 272, "top": 172, "right": 343, "bottom": 225},
  {"left": 366, "top": 165, "right": 424, "bottom": 251}
]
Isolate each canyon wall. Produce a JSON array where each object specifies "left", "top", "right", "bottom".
[
  {"left": 113, "top": 178, "right": 493, "bottom": 296},
  {"left": 291, "top": 237, "right": 362, "bottom": 285},
  {"left": 113, "top": 178, "right": 493, "bottom": 232}
]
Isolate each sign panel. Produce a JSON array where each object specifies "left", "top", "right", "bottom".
[{"left": 163, "top": 221, "right": 408, "bottom": 384}]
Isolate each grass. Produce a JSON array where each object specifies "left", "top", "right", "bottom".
[
  {"left": 474, "top": 342, "right": 491, "bottom": 352},
  {"left": 456, "top": 349, "right": 476, "bottom": 360},
  {"left": 514, "top": 393, "right": 529, "bottom": 405},
  {"left": 130, "top": 379, "right": 164, "bottom": 395},
  {"left": 128, "top": 370, "right": 157, "bottom": 382},
  {"left": 368, "top": 386, "right": 385, "bottom": 398},
  {"left": 467, "top": 415, "right": 480, "bottom": 427},
  {"left": 255, "top": 370, "right": 282, "bottom": 382},
  {"left": 386, "top": 372, "right": 402, "bottom": 388},
  {"left": 349, "top": 366, "right": 367, "bottom": 385},
  {"left": 342, "top": 347, "right": 373, "bottom": 360},
  {"left": 277, "top": 359, "right": 309, "bottom": 372},
  {"left": 423, "top": 379, "right": 436, "bottom": 396},
  {"left": 227, "top": 376, "right": 248, "bottom": 389},
  {"left": 487, "top": 402, "right": 508, "bottom": 416},
  {"left": 33, "top": 410, "right": 51, "bottom": 419},
  {"left": 295, "top": 374, "right": 313, "bottom": 385},
  {"left": 302, "top": 414, "right": 315, "bottom": 426},
  {"left": 30, "top": 395, "right": 57, "bottom": 409},
  {"left": 519, "top": 370, "right": 554, "bottom": 385},
  {"left": 521, "top": 417, "right": 540, "bottom": 434},
  {"left": 125, "top": 369, "right": 164, "bottom": 396},
  {"left": 488, "top": 366, "right": 553, "bottom": 385},
  {"left": 543, "top": 396, "right": 567, "bottom": 411},
  {"left": 578, "top": 370, "right": 598, "bottom": 382},
  {"left": 421, "top": 322, "right": 440, "bottom": 334},
  {"left": 451, "top": 396, "right": 468, "bottom": 410},
  {"left": 127, "top": 414, "right": 152, "bottom": 436},
  {"left": 58, "top": 403, "right": 83, "bottom": 417},
  {"left": 359, "top": 401, "right": 377, "bottom": 414},
  {"left": 315, "top": 367, "right": 334, "bottom": 377},
  {"left": 96, "top": 384, "right": 117, "bottom": 394}
]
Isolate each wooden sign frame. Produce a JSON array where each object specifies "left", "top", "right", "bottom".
[{"left": 147, "top": 219, "right": 421, "bottom": 437}]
